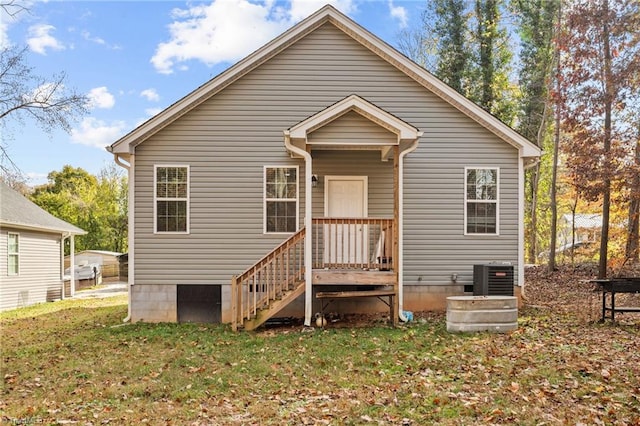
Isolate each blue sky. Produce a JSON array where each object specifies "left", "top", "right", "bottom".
[{"left": 1, "top": 0, "right": 425, "bottom": 186}]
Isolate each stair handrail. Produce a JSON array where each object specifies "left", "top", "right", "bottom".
[{"left": 231, "top": 227, "right": 306, "bottom": 331}]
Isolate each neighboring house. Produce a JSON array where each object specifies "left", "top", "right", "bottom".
[
  {"left": 0, "top": 182, "right": 86, "bottom": 311},
  {"left": 557, "top": 213, "right": 602, "bottom": 252},
  {"left": 64, "top": 250, "right": 122, "bottom": 278},
  {"left": 107, "top": 6, "right": 540, "bottom": 329}
]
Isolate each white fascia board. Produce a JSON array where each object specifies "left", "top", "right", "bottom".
[
  {"left": 108, "top": 5, "right": 540, "bottom": 160},
  {"left": 0, "top": 221, "right": 87, "bottom": 236},
  {"left": 108, "top": 6, "right": 335, "bottom": 154},
  {"left": 330, "top": 14, "right": 542, "bottom": 160},
  {"left": 289, "top": 94, "right": 420, "bottom": 143}
]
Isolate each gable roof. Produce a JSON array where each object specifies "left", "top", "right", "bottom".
[
  {"left": 72, "top": 250, "right": 123, "bottom": 257},
  {"left": 107, "top": 5, "right": 541, "bottom": 160},
  {"left": 288, "top": 94, "right": 422, "bottom": 144},
  {"left": 0, "top": 182, "right": 86, "bottom": 235},
  {"left": 561, "top": 213, "right": 603, "bottom": 229}
]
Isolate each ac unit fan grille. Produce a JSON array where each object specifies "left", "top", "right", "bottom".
[{"left": 473, "top": 264, "right": 514, "bottom": 296}]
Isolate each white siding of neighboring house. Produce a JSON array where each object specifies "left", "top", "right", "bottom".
[
  {"left": 65, "top": 251, "right": 122, "bottom": 277},
  {"left": 129, "top": 23, "right": 522, "bottom": 321},
  {"left": 0, "top": 227, "right": 63, "bottom": 311}
]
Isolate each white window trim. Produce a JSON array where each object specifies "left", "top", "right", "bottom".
[
  {"left": 8, "top": 232, "right": 19, "bottom": 276},
  {"left": 464, "top": 167, "right": 500, "bottom": 236},
  {"left": 154, "top": 164, "right": 190, "bottom": 234},
  {"left": 263, "top": 165, "right": 299, "bottom": 235}
]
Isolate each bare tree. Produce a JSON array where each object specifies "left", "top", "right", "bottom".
[
  {"left": 0, "top": 4, "right": 88, "bottom": 178},
  {"left": 1, "top": 0, "right": 29, "bottom": 17}
]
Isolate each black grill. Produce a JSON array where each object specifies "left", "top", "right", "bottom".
[{"left": 473, "top": 264, "right": 514, "bottom": 296}]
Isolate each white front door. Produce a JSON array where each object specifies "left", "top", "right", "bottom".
[{"left": 324, "top": 176, "right": 368, "bottom": 264}]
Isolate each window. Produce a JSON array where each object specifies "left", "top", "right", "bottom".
[
  {"left": 264, "top": 166, "right": 298, "bottom": 233},
  {"left": 465, "top": 168, "right": 499, "bottom": 235},
  {"left": 8, "top": 232, "right": 19, "bottom": 275},
  {"left": 155, "top": 165, "right": 189, "bottom": 233}
]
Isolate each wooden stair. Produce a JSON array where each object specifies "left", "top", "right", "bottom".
[
  {"left": 231, "top": 228, "right": 306, "bottom": 331},
  {"left": 242, "top": 279, "right": 306, "bottom": 331}
]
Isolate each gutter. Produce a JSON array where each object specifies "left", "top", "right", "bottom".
[
  {"left": 397, "top": 136, "right": 421, "bottom": 322},
  {"left": 283, "top": 130, "right": 314, "bottom": 327},
  {"left": 112, "top": 153, "right": 132, "bottom": 323}
]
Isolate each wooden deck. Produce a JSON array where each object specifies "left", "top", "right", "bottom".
[
  {"left": 312, "top": 269, "right": 396, "bottom": 286},
  {"left": 232, "top": 218, "right": 399, "bottom": 330}
]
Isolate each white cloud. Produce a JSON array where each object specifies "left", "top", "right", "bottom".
[
  {"left": 26, "top": 82, "right": 76, "bottom": 109},
  {"left": 81, "top": 30, "right": 121, "bottom": 50},
  {"left": 0, "top": 20, "right": 9, "bottom": 49},
  {"left": 141, "top": 88, "right": 160, "bottom": 102},
  {"left": 151, "top": 0, "right": 355, "bottom": 74},
  {"left": 0, "top": 0, "right": 36, "bottom": 48},
  {"left": 288, "top": 0, "right": 356, "bottom": 21},
  {"left": 82, "top": 30, "right": 105, "bottom": 45},
  {"left": 70, "top": 117, "right": 127, "bottom": 148},
  {"left": 87, "top": 87, "right": 115, "bottom": 109},
  {"left": 27, "top": 24, "right": 65, "bottom": 54},
  {"left": 145, "top": 108, "right": 163, "bottom": 117},
  {"left": 25, "top": 172, "right": 49, "bottom": 186},
  {"left": 387, "top": 0, "right": 408, "bottom": 29}
]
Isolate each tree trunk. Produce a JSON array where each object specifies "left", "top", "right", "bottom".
[
  {"left": 626, "top": 123, "right": 640, "bottom": 263},
  {"left": 528, "top": 99, "right": 551, "bottom": 264},
  {"left": 548, "top": 1, "right": 562, "bottom": 273},
  {"left": 476, "top": 0, "right": 497, "bottom": 111},
  {"left": 570, "top": 195, "right": 579, "bottom": 266},
  {"left": 598, "top": 0, "right": 612, "bottom": 279},
  {"left": 527, "top": 164, "right": 540, "bottom": 264},
  {"left": 549, "top": 106, "right": 559, "bottom": 272}
]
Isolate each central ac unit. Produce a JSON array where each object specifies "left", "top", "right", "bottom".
[{"left": 473, "top": 264, "right": 514, "bottom": 296}]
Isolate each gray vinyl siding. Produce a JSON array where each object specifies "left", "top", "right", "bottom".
[
  {"left": 308, "top": 111, "right": 397, "bottom": 146},
  {"left": 0, "top": 227, "right": 63, "bottom": 311},
  {"left": 311, "top": 150, "right": 393, "bottom": 218},
  {"left": 132, "top": 22, "right": 520, "bottom": 288},
  {"left": 404, "top": 136, "right": 519, "bottom": 287}
]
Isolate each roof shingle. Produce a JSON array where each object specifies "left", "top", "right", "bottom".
[{"left": 0, "top": 182, "right": 85, "bottom": 235}]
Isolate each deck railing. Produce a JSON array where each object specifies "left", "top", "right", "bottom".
[
  {"left": 311, "top": 217, "right": 394, "bottom": 271},
  {"left": 231, "top": 228, "right": 306, "bottom": 331}
]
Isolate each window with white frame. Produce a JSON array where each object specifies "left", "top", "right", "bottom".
[
  {"left": 155, "top": 165, "right": 189, "bottom": 233},
  {"left": 465, "top": 168, "right": 499, "bottom": 235},
  {"left": 264, "top": 166, "right": 298, "bottom": 233},
  {"left": 8, "top": 232, "right": 19, "bottom": 275}
]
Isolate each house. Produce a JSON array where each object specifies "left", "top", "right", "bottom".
[
  {"left": 558, "top": 213, "right": 602, "bottom": 252},
  {"left": 107, "top": 6, "right": 540, "bottom": 329},
  {"left": 0, "top": 182, "right": 86, "bottom": 311},
  {"left": 64, "top": 250, "right": 123, "bottom": 278}
]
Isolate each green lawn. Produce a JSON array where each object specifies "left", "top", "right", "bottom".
[{"left": 1, "top": 294, "right": 639, "bottom": 425}]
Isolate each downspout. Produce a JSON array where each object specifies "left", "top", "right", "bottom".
[
  {"left": 397, "top": 136, "right": 421, "bottom": 322},
  {"left": 61, "top": 232, "right": 69, "bottom": 299},
  {"left": 112, "top": 153, "right": 133, "bottom": 323},
  {"left": 70, "top": 236, "right": 75, "bottom": 297},
  {"left": 283, "top": 130, "right": 313, "bottom": 326}
]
